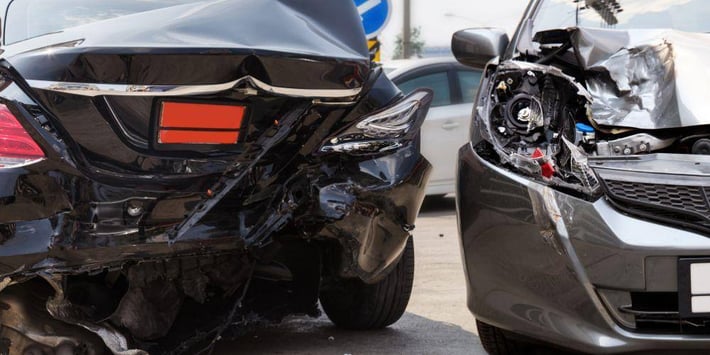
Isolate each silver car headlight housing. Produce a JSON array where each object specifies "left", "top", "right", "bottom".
[{"left": 473, "top": 61, "right": 602, "bottom": 199}]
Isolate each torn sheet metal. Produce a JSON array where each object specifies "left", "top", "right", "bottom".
[
  {"left": 569, "top": 27, "right": 710, "bottom": 129},
  {"left": 0, "top": 64, "right": 431, "bottom": 353}
]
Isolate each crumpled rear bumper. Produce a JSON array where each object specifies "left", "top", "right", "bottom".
[
  {"left": 0, "top": 142, "right": 430, "bottom": 284},
  {"left": 457, "top": 142, "right": 710, "bottom": 353},
  {"left": 313, "top": 145, "right": 430, "bottom": 283},
  {"left": 0, "top": 141, "right": 429, "bottom": 353}
]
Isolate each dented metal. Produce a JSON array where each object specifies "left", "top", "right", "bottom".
[
  {"left": 0, "top": 1, "right": 432, "bottom": 353},
  {"left": 27, "top": 76, "right": 364, "bottom": 99},
  {"left": 572, "top": 28, "right": 698, "bottom": 130},
  {"left": 458, "top": 0, "right": 710, "bottom": 352},
  {"left": 472, "top": 25, "right": 710, "bottom": 199}
]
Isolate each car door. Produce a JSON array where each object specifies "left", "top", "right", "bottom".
[{"left": 396, "top": 65, "right": 482, "bottom": 196}]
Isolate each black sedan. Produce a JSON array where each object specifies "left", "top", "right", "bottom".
[{"left": 0, "top": 1, "right": 432, "bottom": 353}]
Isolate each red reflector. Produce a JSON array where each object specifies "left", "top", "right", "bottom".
[
  {"left": 0, "top": 104, "right": 44, "bottom": 159},
  {"left": 159, "top": 130, "right": 239, "bottom": 144},
  {"left": 160, "top": 102, "right": 244, "bottom": 129},
  {"left": 158, "top": 102, "right": 245, "bottom": 145}
]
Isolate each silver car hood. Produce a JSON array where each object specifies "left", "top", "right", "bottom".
[{"left": 569, "top": 27, "right": 710, "bottom": 129}]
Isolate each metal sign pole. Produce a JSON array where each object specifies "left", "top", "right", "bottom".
[{"left": 403, "top": 0, "right": 411, "bottom": 58}]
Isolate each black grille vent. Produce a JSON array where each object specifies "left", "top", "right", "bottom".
[
  {"left": 601, "top": 179, "right": 710, "bottom": 235},
  {"left": 605, "top": 180, "right": 710, "bottom": 215},
  {"left": 622, "top": 292, "right": 710, "bottom": 334}
]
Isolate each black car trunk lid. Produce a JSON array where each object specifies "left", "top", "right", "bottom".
[{"left": 1, "top": 0, "right": 369, "bottom": 178}]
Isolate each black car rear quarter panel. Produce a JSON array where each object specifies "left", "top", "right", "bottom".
[
  {"left": 0, "top": 1, "right": 432, "bottom": 353},
  {"left": 0, "top": 62, "right": 429, "bottom": 284}
]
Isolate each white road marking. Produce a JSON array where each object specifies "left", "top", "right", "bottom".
[{"left": 358, "top": 0, "right": 382, "bottom": 16}]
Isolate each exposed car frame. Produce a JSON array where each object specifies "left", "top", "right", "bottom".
[
  {"left": 456, "top": 0, "right": 710, "bottom": 353},
  {"left": 0, "top": 1, "right": 432, "bottom": 353}
]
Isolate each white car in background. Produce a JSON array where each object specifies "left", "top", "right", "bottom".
[{"left": 385, "top": 58, "right": 482, "bottom": 197}]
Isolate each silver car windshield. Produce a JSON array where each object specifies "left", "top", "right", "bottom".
[
  {"left": 533, "top": 0, "right": 710, "bottom": 33},
  {"left": 3, "top": 0, "right": 201, "bottom": 44}
]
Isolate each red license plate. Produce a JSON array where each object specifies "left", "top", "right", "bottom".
[{"left": 158, "top": 102, "right": 245, "bottom": 144}]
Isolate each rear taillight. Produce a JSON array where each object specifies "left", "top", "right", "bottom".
[
  {"left": 0, "top": 103, "right": 45, "bottom": 168},
  {"left": 320, "top": 89, "right": 433, "bottom": 154}
]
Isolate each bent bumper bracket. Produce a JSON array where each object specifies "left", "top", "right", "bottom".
[{"left": 168, "top": 103, "right": 308, "bottom": 243}]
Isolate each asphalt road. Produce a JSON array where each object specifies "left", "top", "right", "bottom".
[{"left": 217, "top": 196, "right": 487, "bottom": 355}]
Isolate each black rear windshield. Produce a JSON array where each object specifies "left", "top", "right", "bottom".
[
  {"left": 533, "top": 0, "right": 710, "bottom": 33},
  {"left": 3, "top": 0, "right": 200, "bottom": 44}
]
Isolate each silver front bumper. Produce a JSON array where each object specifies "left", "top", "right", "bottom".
[{"left": 457, "top": 142, "right": 710, "bottom": 353}]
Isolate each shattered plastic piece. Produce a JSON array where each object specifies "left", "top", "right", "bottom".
[
  {"left": 561, "top": 137, "right": 599, "bottom": 191},
  {"left": 528, "top": 185, "right": 566, "bottom": 256},
  {"left": 471, "top": 55, "right": 617, "bottom": 198},
  {"left": 532, "top": 148, "right": 555, "bottom": 179}
]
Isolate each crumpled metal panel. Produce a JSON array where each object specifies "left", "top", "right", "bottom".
[
  {"left": 570, "top": 28, "right": 710, "bottom": 129},
  {"left": 3, "top": 0, "right": 370, "bottom": 90}
]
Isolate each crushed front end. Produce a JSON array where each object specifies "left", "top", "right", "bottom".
[
  {"left": 0, "top": 1, "right": 431, "bottom": 353},
  {"left": 458, "top": 24, "right": 710, "bottom": 353}
]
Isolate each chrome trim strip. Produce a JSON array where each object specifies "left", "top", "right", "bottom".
[
  {"left": 27, "top": 76, "right": 362, "bottom": 99},
  {"left": 248, "top": 76, "right": 361, "bottom": 98}
]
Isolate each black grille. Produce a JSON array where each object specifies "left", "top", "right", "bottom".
[
  {"left": 622, "top": 292, "right": 710, "bottom": 334},
  {"left": 601, "top": 179, "right": 710, "bottom": 235},
  {"left": 605, "top": 180, "right": 710, "bottom": 215}
]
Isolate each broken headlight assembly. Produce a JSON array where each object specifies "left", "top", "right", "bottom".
[
  {"left": 321, "top": 89, "right": 433, "bottom": 154},
  {"left": 475, "top": 62, "right": 602, "bottom": 198},
  {"left": 474, "top": 28, "right": 710, "bottom": 201}
]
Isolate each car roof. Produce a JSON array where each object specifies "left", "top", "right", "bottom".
[{"left": 382, "top": 57, "right": 473, "bottom": 80}]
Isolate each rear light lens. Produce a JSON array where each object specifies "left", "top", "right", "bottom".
[
  {"left": 320, "top": 89, "right": 433, "bottom": 154},
  {"left": 0, "top": 104, "right": 45, "bottom": 168},
  {"left": 354, "top": 97, "right": 422, "bottom": 138}
]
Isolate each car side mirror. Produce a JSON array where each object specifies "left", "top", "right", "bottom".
[{"left": 452, "top": 28, "right": 509, "bottom": 68}]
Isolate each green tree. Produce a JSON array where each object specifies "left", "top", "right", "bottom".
[{"left": 393, "top": 26, "right": 425, "bottom": 59}]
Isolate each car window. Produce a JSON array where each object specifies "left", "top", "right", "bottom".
[
  {"left": 458, "top": 70, "right": 482, "bottom": 104},
  {"left": 397, "top": 72, "right": 451, "bottom": 108}
]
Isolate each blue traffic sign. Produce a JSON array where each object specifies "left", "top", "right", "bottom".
[{"left": 354, "top": 0, "right": 392, "bottom": 39}]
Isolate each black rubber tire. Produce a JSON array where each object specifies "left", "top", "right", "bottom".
[
  {"left": 477, "top": 320, "right": 526, "bottom": 355},
  {"left": 319, "top": 238, "right": 415, "bottom": 330}
]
